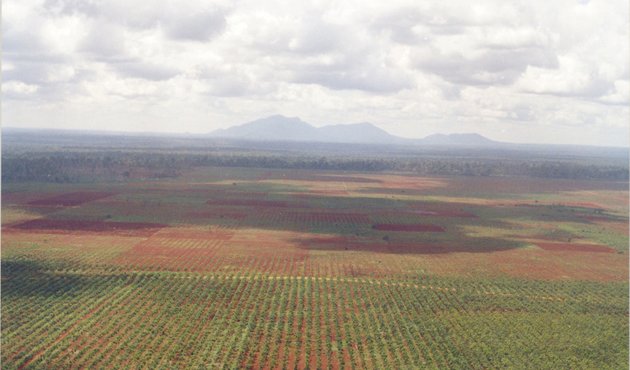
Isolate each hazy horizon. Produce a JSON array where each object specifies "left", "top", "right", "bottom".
[
  {"left": 2, "top": 0, "right": 629, "bottom": 146},
  {"left": 4, "top": 114, "right": 630, "bottom": 149}
]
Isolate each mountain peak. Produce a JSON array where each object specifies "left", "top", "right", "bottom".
[
  {"left": 211, "top": 115, "right": 316, "bottom": 141},
  {"left": 211, "top": 115, "right": 496, "bottom": 145}
]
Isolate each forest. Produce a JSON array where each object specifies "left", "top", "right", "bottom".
[{"left": 2, "top": 130, "right": 628, "bottom": 183}]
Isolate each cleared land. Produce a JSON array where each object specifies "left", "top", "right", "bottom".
[{"left": 2, "top": 167, "right": 628, "bottom": 369}]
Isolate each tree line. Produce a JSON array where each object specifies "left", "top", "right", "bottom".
[{"left": 2, "top": 150, "right": 628, "bottom": 183}]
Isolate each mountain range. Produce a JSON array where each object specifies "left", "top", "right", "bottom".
[{"left": 210, "top": 115, "right": 497, "bottom": 146}]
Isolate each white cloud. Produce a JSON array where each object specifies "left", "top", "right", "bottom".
[
  {"left": 2, "top": 0, "right": 628, "bottom": 146},
  {"left": 2, "top": 81, "right": 40, "bottom": 95}
]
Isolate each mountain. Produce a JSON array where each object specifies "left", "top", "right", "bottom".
[
  {"left": 210, "top": 115, "right": 318, "bottom": 141},
  {"left": 211, "top": 115, "right": 402, "bottom": 144},
  {"left": 210, "top": 115, "right": 496, "bottom": 145},
  {"left": 317, "top": 123, "right": 403, "bottom": 144},
  {"left": 420, "top": 133, "right": 496, "bottom": 146}
]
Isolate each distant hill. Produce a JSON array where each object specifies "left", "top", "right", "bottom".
[
  {"left": 210, "top": 115, "right": 496, "bottom": 145},
  {"left": 421, "top": 133, "right": 496, "bottom": 146},
  {"left": 210, "top": 115, "right": 319, "bottom": 141},
  {"left": 211, "top": 115, "right": 403, "bottom": 144}
]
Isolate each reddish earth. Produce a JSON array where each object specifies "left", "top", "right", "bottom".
[
  {"left": 11, "top": 219, "right": 167, "bottom": 236},
  {"left": 372, "top": 224, "right": 445, "bottom": 232},
  {"left": 28, "top": 192, "right": 115, "bottom": 206},
  {"left": 536, "top": 242, "right": 616, "bottom": 253},
  {"left": 154, "top": 228, "right": 234, "bottom": 240},
  {"left": 206, "top": 199, "right": 306, "bottom": 208}
]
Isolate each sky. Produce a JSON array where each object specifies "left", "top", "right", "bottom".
[{"left": 2, "top": 0, "right": 629, "bottom": 146}]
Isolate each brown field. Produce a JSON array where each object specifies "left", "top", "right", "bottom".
[
  {"left": 535, "top": 242, "right": 616, "bottom": 253},
  {"left": 11, "top": 219, "right": 167, "bottom": 237}
]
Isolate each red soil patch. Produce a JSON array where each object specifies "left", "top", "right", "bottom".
[
  {"left": 112, "top": 236, "right": 228, "bottom": 271},
  {"left": 206, "top": 199, "right": 305, "bottom": 208},
  {"left": 188, "top": 211, "right": 247, "bottom": 220},
  {"left": 536, "top": 242, "right": 616, "bottom": 253},
  {"left": 372, "top": 224, "right": 445, "bottom": 232},
  {"left": 154, "top": 228, "right": 234, "bottom": 240},
  {"left": 11, "top": 219, "right": 166, "bottom": 237},
  {"left": 28, "top": 192, "right": 115, "bottom": 206}
]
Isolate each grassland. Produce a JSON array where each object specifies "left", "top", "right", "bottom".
[{"left": 2, "top": 166, "right": 628, "bottom": 369}]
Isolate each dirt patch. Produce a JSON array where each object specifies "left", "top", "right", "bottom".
[
  {"left": 28, "top": 192, "right": 115, "bottom": 206},
  {"left": 372, "top": 224, "right": 445, "bottom": 232},
  {"left": 536, "top": 242, "right": 616, "bottom": 253},
  {"left": 11, "top": 219, "right": 166, "bottom": 237}
]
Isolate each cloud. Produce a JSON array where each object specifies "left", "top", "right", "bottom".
[
  {"left": 415, "top": 46, "right": 558, "bottom": 86},
  {"left": 112, "top": 62, "right": 181, "bottom": 81},
  {"left": 2, "top": 0, "right": 628, "bottom": 146},
  {"left": 2, "top": 81, "right": 40, "bottom": 99},
  {"left": 163, "top": 9, "right": 227, "bottom": 42},
  {"left": 293, "top": 62, "right": 414, "bottom": 93}
]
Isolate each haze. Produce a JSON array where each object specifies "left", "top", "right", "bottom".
[{"left": 2, "top": 0, "right": 629, "bottom": 147}]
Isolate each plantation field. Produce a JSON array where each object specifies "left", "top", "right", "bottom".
[{"left": 2, "top": 167, "right": 628, "bottom": 369}]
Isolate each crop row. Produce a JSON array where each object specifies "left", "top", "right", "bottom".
[{"left": 2, "top": 267, "right": 627, "bottom": 369}]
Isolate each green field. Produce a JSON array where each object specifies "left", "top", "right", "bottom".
[{"left": 2, "top": 167, "right": 628, "bottom": 369}]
